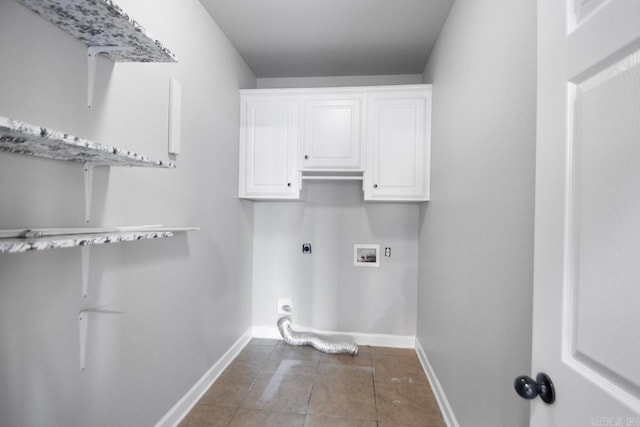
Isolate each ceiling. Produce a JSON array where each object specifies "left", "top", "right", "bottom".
[{"left": 198, "top": 0, "right": 454, "bottom": 78}]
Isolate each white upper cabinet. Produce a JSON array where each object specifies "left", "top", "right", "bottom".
[
  {"left": 301, "top": 93, "right": 365, "bottom": 171},
  {"left": 238, "top": 85, "right": 431, "bottom": 202},
  {"left": 364, "top": 87, "right": 431, "bottom": 201},
  {"left": 238, "top": 94, "right": 300, "bottom": 199}
]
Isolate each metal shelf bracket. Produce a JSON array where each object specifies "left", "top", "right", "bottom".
[
  {"left": 83, "top": 163, "right": 93, "bottom": 223},
  {"left": 79, "top": 308, "right": 124, "bottom": 371},
  {"left": 81, "top": 245, "right": 90, "bottom": 298},
  {"left": 87, "top": 46, "right": 134, "bottom": 109}
]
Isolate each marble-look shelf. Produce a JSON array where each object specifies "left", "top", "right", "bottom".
[
  {"left": 0, "top": 226, "right": 199, "bottom": 254},
  {"left": 16, "top": 0, "right": 177, "bottom": 63},
  {"left": 0, "top": 116, "right": 175, "bottom": 167}
]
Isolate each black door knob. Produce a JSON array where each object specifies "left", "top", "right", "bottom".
[{"left": 514, "top": 373, "right": 555, "bottom": 404}]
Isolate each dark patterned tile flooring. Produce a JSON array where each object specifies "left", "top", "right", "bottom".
[{"left": 179, "top": 338, "right": 446, "bottom": 427}]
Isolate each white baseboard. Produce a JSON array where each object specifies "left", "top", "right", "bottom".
[
  {"left": 252, "top": 325, "right": 416, "bottom": 348},
  {"left": 415, "top": 338, "right": 460, "bottom": 427},
  {"left": 154, "top": 328, "right": 253, "bottom": 427},
  {"left": 251, "top": 325, "right": 282, "bottom": 339}
]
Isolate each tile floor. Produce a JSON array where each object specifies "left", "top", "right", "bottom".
[{"left": 179, "top": 338, "right": 446, "bottom": 427}]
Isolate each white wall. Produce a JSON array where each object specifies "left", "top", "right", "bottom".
[
  {"left": 418, "top": 1, "right": 536, "bottom": 426},
  {"left": 257, "top": 74, "right": 423, "bottom": 89},
  {"left": 251, "top": 74, "right": 425, "bottom": 340},
  {"left": 0, "top": 0, "right": 256, "bottom": 425},
  {"left": 252, "top": 181, "right": 419, "bottom": 339}
]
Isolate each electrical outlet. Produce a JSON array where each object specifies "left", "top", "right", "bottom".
[
  {"left": 385, "top": 247, "right": 391, "bottom": 257},
  {"left": 302, "top": 243, "right": 312, "bottom": 254},
  {"left": 277, "top": 298, "right": 293, "bottom": 315}
]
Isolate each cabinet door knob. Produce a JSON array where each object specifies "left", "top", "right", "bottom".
[
  {"left": 287, "top": 182, "right": 292, "bottom": 187},
  {"left": 373, "top": 184, "right": 378, "bottom": 189},
  {"left": 304, "top": 155, "right": 309, "bottom": 160}
]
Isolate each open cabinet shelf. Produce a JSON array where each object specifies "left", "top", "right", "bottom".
[
  {"left": 0, "top": 226, "right": 199, "bottom": 254},
  {"left": 15, "top": 0, "right": 177, "bottom": 63}
]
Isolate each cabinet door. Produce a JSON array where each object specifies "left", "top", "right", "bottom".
[
  {"left": 365, "top": 89, "right": 431, "bottom": 201},
  {"left": 301, "top": 94, "right": 364, "bottom": 170},
  {"left": 239, "top": 95, "right": 299, "bottom": 199}
]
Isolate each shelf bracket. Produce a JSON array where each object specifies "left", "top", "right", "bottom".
[
  {"left": 87, "top": 46, "right": 134, "bottom": 109},
  {"left": 81, "top": 245, "right": 90, "bottom": 298},
  {"left": 83, "top": 163, "right": 93, "bottom": 223},
  {"left": 79, "top": 308, "right": 124, "bottom": 372},
  {"left": 83, "top": 162, "right": 108, "bottom": 223}
]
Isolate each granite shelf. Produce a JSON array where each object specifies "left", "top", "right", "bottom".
[
  {"left": 0, "top": 116, "right": 175, "bottom": 167},
  {"left": 15, "top": 0, "right": 177, "bottom": 63},
  {"left": 0, "top": 226, "right": 199, "bottom": 254}
]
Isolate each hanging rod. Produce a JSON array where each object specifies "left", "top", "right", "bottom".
[{"left": 301, "top": 175, "right": 363, "bottom": 181}]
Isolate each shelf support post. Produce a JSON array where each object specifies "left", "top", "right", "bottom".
[{"left": 87, "top": 46, "right": 134, "bottom": 109}]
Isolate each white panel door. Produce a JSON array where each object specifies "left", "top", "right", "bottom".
[
  {"left": 239, "top": 95, "right": 299, "bottom": 199},
  {"left": 301, "top": 94, "right": 364, "bottom": 170},
  {"left": 365, "top": 88, "right": 431, "bottom": 201},
  {"left": 532, "top": 0, "right": 640, "bottom": 424}
]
